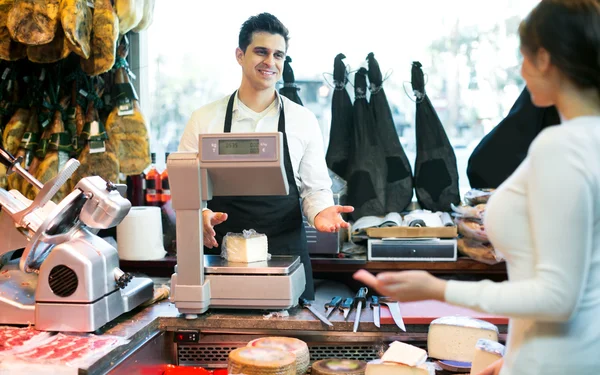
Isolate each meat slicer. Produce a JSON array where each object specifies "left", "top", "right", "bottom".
[{"left": 0, "top": 146, "right": 153, "bottom": 332}]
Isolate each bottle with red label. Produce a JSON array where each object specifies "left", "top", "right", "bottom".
[
  {"left": 160, "top": 152, "right": 171, "bottom": 204},
  {"left": 145, "top": 153, "right": 161, "bottom": 206},
  {"left": 126, "top": 172, "right": 145, "bottom": 206}
]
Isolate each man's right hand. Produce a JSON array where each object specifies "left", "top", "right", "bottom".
[{"left": 203, "top": 209, "right": 228, "bottom": 248}]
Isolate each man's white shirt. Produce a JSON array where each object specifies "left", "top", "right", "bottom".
[{"left": 179, "top": 91, "right": 334, "bottom": 226}]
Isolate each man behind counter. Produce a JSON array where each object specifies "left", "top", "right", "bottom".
[{"left": 178, "top": 12, "right": 354, "bottom": 300}]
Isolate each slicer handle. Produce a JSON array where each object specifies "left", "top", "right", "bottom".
[
  {"left": 34, "top": 159, "right": 80, "bottom": 208},
  {"left": 0, "top": 146, "right": 14, "bottom": 167}
]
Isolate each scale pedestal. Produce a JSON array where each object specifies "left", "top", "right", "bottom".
[{"left": 169, "top": 133, "right": 306, "bottom": 316}]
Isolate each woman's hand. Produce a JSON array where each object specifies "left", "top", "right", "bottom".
[
  {"left": 202, "top": 209, "right": 228, "bottom": 248},
  {"left": 476, "top": 358, "right": 504, "bottom": 375},
  {"left": 352, "top": 269, "right": 447, "bottom": 302}
]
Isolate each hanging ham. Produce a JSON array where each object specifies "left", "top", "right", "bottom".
[
  {"left": 7, "top": 0, "right": 60, "bottom": 46},
  {"left": 60, "top": 0, "right": 92, "bottom": 59},
  {"left": 105, "top": 38, "right": 150, "bottom": 175},
  {"left": 114, "top": 0, "right": 142, "bottom": 35},
  {"left": 80, "top": 0, "right": 119, "bottom": 76}
]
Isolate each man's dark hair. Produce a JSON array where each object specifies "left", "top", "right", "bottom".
[{"left": 238, "top": 13, "right": 289, "bottom": 52}]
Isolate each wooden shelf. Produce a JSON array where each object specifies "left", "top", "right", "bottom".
[{"left": 120, "top": 255, "right": 506, "bottom": 278}]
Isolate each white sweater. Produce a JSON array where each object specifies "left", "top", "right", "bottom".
[{"left": 446, "top": 116, "right": 600, "bottom": 375}]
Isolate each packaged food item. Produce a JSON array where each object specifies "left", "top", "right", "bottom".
[
  {"left": 458, "top": 238, "right": 504, "bottom": 265},
  {"left": 222, "top": 229, "right": 269, "bottom": 263}
]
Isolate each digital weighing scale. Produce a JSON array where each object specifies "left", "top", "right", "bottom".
[{"left": 168, "top": 132, "right": 306, "bottom": 317}]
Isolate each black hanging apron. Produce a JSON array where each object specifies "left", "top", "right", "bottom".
[{"left": 206, "top": 92, "right": 314, "bottom": 300}]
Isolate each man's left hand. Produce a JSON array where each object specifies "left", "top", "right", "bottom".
[{"left": 314, "top": 205, "right": 354, "bottom": 233}]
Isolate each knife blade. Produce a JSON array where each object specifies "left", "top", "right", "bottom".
[
  {"left": 353, "top": 287, "right": 368, "bottom": 332},
  {"left": 299, "top": 298, "right": 333, "bottom": 326},
  {"left": 339, "top": 297, "right": 353, "bottom": 319},
  {"left": 380, "top": 298, "right": 406, "bottom": 331},
  {"left": 324, "top": 296, "right": 342, "bottom": 318},
  {"left": 370, "top": 295, "right": 380, "bottom": 328}
]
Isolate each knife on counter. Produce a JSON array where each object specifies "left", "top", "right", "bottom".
[
  {"left": 352, "top": 287, "right": 368, "bottom": 333},
  {"left": 370, "top": 295, "right": 380, "bottom": 328},
  {"left": 324, "top": 296, "right": 342, "bottom": 318},
  {"left": 380, "top": 297, "right": 406, "bottom": 331},
  {"left": 339, "top": 297, "right": 354, "bottom": 320},
  {"left": 299, "top": 298, "right": 333, "bottom": 326}
]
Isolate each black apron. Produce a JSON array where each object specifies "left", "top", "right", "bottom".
[{"left": 206, "top": 92, "right": 314, "bottom": 300}]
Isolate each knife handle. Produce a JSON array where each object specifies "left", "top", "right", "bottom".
[
  {"left": 299, "top": 298, "right": 311, "bottom": 307},
  {"left": 355, "top": 287, "right": 368, "bottom": 304},
  {"left": 370, "top": 295, "right": 379, "bottom": 307},
  {"left": 325, "top": 296, "right": 342, "bottom": 309},
  {"left": 339, "top": 297, "right": 353, "bottom": 310}
]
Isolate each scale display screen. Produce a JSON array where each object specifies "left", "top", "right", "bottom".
[{"left": 218, "top": 139, "right": 260, "bottom": 155}]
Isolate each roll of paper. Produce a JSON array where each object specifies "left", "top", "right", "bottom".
[{"left": 117, "top": 206, "right": 167, "bottom": 260}]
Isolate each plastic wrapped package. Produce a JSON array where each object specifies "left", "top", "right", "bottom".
[
  {"left": 458, "top": 238, "right": 504, "bottom": 265},
  {"left": 464, "top": 188, "right": 495, "bottom": 206},
  {"left": 455, "top": 217, "right": 488, "bottom": 242},
  {"left": 221, "top": 229, "right": 270, "bottom": 263},
  {"left": 451, "top": 203, "right": 487, "bottom": 220}
]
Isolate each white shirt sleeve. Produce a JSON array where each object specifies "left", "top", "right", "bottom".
[
  {"left": 445, "top": 128, "right": 594, "bottom": 322},
  {"left": 296, "top": 110, "right": 335, "bottom": 226},
  {"left": 178, "top": 111, "right": 201, "bottom": 152}
]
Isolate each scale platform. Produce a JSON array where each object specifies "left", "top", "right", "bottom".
[
  {"left": 368, "top": 238, "right": 457, "bottom": 261},
  {"left": 201, "top": 255, "right": 305, "bottom": 310}
]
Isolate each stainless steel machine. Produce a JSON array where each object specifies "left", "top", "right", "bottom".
[
  {"left": 0, "top": 147, "right": 153, "bottom": 332},
  {"left": 168, "top": 132, "right": 306, "bottom": 317}
]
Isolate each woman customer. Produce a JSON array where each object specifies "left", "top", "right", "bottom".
[{"left": 354, "top": 1, "right": 600, "bottom": 374}]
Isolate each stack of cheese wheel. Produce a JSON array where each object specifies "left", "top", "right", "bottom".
[
  {"left": 312, "top": 359, "right": 367, "bottom": 375},
  {"left": 247, "top": 337, "right": 310, "bottom": 375},
  {"left": 228, "top": 346, "right": 296, "bottom": 375}
]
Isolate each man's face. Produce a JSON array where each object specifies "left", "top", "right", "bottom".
[{"left": 236, "top": 32, "right": 286, "bottom": 92}]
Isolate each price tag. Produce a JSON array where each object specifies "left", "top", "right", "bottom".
[
  {"left": 89, "top": 140, "right": 106, "bottom": 154},
  {"left": 79, "top": 89, "right": 89, "bottom": 97},
  {"left": 117, "top": 99, "right": 134, "bottom": 116}
]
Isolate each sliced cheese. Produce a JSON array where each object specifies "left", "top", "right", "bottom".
[
  {"left": 427, "top": 316, "right": 499, "bottom": 362},
  {"left": 248, "top": 337, "right": 309, "bottom": 375},
  {"left": 381, "top": 341, "right": 427, "bottom": 367},
  {"left": 365, "top": 360, "right": 430, "bottom": 375},
  {"left": 223, "top": 232, "right": 268, "bottom": 263},
  {"left": 228, "top": 346, "right": 295, "bottom": 375},
  {"left": 311, "top": 359, "right": 367, "bottom": 375},
  {"left": 469, "top": 339, "right": 505, "bottom": 375}
]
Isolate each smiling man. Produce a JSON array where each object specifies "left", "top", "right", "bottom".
[{"left": 178, "top": 13, "right": 353, "bottom": 299}]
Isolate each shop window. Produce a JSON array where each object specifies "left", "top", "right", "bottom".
[{"left": 138, "top": 0, "right": 540, "bottom": 194}]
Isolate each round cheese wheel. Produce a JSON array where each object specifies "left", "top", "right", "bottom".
[
  {"left": 228, "top": 346, "right": 296, "bottom": 375},
  {"left": 311, "top": 359, "right": 367, "bottom": 375},
  {"left": 247, "top": 337, "right": 310, "bottom": 375}
]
